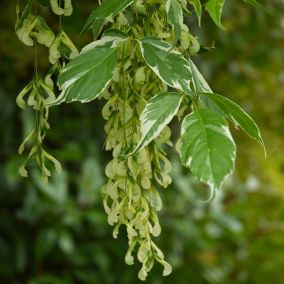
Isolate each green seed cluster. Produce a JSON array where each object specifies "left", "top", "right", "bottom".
[
  {"left": 15, "top": 0, "right": 77, "bottom": 180},
  {"left": 102, "top": 63, "right": 173, "bottom": 280}
]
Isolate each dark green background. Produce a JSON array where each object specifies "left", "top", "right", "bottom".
[{"left": 0, "top": 0, "right": 284, "bottom": 283}]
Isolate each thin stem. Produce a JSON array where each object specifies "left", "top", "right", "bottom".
[
  {"left": 33, "top": 0, "right": 39, "bottom": 80},
  {"left": 121, "top": 44, "right": 128, "bottom": 149}
]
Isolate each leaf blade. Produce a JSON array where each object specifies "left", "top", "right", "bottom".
[
  {"left": 189, "top": 59, "right": 212, "bottom": 94},
  {"left": 132, "top": 92, "right": 183, "bottom": 154},
  {"left": 205, "top": 0, "right": 226, "bottom": 29},
  {"left": 201, "top": 92, "right": 265, "bottom": 152},
  {"left": 166, "top": 0, "right": 183, "bottom": 46},
  {"left": 138, "top": 37, "right": 193, "bottom": 96},
  {"left": 49, "top": 34, "right": 127, "bottom": 106},
  {"left": 188, "top": 59, "right": 221, "bottom": 112},
  {"left": 82, "top": 0, "right": 133, "bottom": 33},
  {"left": 188, "top": 0, "right": 202, "bottom": 26},
  {"left": 180, "top": 108, "right": 236, "bottom": 190}
]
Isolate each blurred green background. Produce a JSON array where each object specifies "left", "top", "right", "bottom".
[{"left": 1, "top": 0, "right": 284, "bottom": 283}]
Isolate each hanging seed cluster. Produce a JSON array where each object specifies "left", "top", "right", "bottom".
[{"left": 15, "top": 0, "right": 78, "bottom": 181}]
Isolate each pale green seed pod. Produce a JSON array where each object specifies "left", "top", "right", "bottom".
[
  {"left": 50, "top": 0, "right": 73, "bottom": 16},
  {"left": 135, "top": 66, "right": 146, "bottom": 85},
  {"left": 16, "top": 15, "right": 37, "bottom": 46},
  {"left": 117, "top": 11, "right": 129, "bottom": 26},
  {"left": 134, "top": 0, "right": 146, "bottom": 15},
  {"left": 33, "top": 17, "right": 55, "bottom": 47}
]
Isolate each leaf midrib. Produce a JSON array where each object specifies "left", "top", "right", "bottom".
[{"left": 194, "top": 109, "right": 216, "bottom": 185}]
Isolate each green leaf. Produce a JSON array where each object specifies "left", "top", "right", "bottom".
[
  {"left": 49, "top": 34, "right": 127, "bottom": 105},
  {"left": 189, "top": 59, "right": 212, "bottom": 94},
  {"left": 166, "top": 0, "right": 183, "bottom": 46},
  {"left": 188, "top": 0, "right": 202, "bottom": 26},
  {"left": 201, "top": 93, "right": 265, "bottom": 152},
  {"left": 82, "top": 0, "right": 133, "bottom": 33},
  {"left": 138, "top": 37, "right": 194, "bottom": 96},
  {"left": 188, "top": 59, "right": 221, "bottom": 112},
  {"left": 92, "top": 18, "right": 105, "bottom": 39},
  {"left": 205, "top": 0, "right": 226, "bottom": 29},
  {"left": 132, "top": 92, "right": 183, "bottom": 155},
  {"left": 180, "top": 108, "right": 236, "bottom": 190}
]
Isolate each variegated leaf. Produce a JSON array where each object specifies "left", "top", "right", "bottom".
[
  {"left": 166, "top": 0, "right": 183, "bottom": 46},
  {"left": 188, "top": 59, "right": 221, "bottom": 112},
  {"left": 180, "top": 108, "right": 236, "bottom": 190},
  {"left": 205, "top": 0, "right": 226, "bottom": 29},
  {"left": 189, "top": 59, "right": 212, "bottom": 93},
  {"left": 82, "top": 0, "right": 133, "bottom": 33},
  {"left": 138, "top": 37, "right": 193, "bottom": 96},
  {"left": 201, "top": 93, "right": 265, "bottom": 152},
  {"left": 132, "top": 92, "right": 183, "bottom": 155},
  {"left": 49, "top": 33, "right": 127, "bottom": 106}
]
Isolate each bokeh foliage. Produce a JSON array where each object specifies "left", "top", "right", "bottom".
[{"left": 0, "top": 0, "right": 284, "bottom": 283}]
